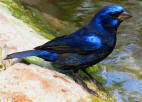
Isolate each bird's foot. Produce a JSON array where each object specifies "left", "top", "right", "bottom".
[
  {"left": 81, "top": 68, "right": 106, "bottom": 92},
  {"left": 91, "top": 79, "right": 106, "bottom": 92},
  {"left": 84, "top": 86, "right": 97, "bottom": 95},
  {"left": 73, "top": 72, "right": 98, "bottom": 95}
]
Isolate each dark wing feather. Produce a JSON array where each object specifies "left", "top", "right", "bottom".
[
  {"left": 35, "top": 36, "right": 90, "bottom": 55},
  {"left": 35, "top": 44, "right": 81, "bottom": 54},
  {"left": 35, "top": 36, "right": 81, "bottom": 53}
]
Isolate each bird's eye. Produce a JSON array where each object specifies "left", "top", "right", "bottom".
[
  {"left": 109, "top": 12, "right": 119, "bottom": 18},
  {"left": 109, "top": 12, "right": 116, "bottom": 16}
]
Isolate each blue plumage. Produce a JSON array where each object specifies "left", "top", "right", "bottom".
[
  {"left": 6, "top": 50, "right": 59, "bottom": 61},
  {"left": 5, "top": 5, "right": 132, "bottom": 94}
]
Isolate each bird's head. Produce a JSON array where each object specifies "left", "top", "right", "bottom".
[{"left": 89, "top": 5, "right": 132, "bottom": 33}]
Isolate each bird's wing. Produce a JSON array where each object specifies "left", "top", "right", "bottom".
[
  {"left": 35, "top": 28, "right": 102, "bottom": 55},
  {"left": 35, "top": 35, "right": 102, "bottom": 55},
  {"left": 35, "top": 36, "right": 86, "bottom": 54}
]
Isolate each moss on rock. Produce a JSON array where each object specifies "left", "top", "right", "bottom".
[
  {"left": 1, "top": 0, "right": 116, "bottom": 101},
  {"left": 1, "top": 0, "right": 78, "bottom": 39}
]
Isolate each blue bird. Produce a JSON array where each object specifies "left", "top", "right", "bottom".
[{"left": 5, "top": 5, "right": 132, "bottom": 94}]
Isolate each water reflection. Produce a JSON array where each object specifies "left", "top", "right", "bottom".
[
  {"left": 20, "top": 0, "right": 142, "bottom": 101},
  {"left": 104, "top": 72, "right": 142, "bottom": 102}
]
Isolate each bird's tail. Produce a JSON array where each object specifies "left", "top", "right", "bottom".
[{"left": 5, "top": 50, "right": 58, "bottom": 61}]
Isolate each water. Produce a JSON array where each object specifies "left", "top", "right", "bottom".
[{"left": 20, "top": 0, "right": 142, "bottom": 101}]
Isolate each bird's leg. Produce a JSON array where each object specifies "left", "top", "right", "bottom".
[
  {"left": 82, "top": 68, "right": 106, "bottom": 91},
  {"left": 73, "top": 69, "right": 98, "bottom": 95}
]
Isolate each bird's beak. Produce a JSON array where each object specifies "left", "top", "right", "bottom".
[{"left": 118, "top": 11, "right": 132, "bottom": 21}]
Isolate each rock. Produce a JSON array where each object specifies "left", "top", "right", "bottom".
[
  {"left": 0, "top": 2, "right": 90, "bottom": 102},
  {"left": 0, "top": 63, "right": 89, "bottom": 102},
  {"left": 0, "top": 2, "right": 47, "bottom": 58},
  {"left": 0, "top": 2, "right": 48, "bottom": 69},
  {"left": 0, "top": 1, "right": 116, "bottom": 102}
]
